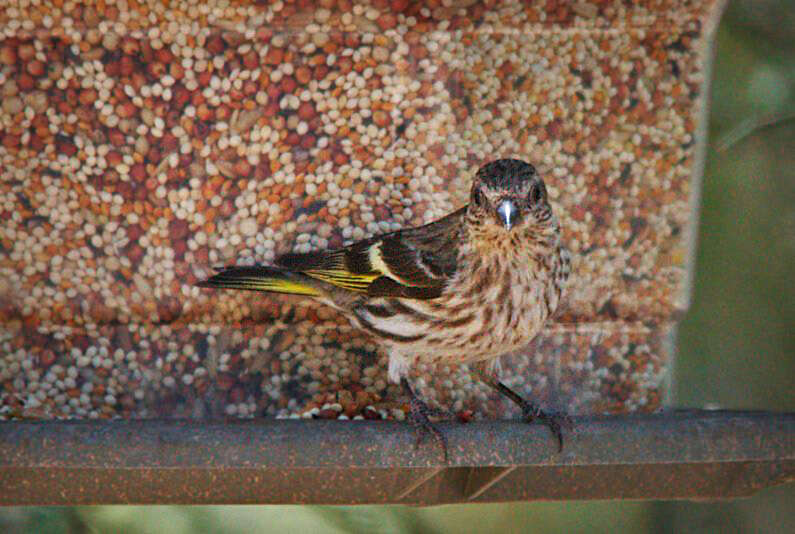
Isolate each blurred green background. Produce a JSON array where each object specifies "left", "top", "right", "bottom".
[{"left": 2, "top": 1, "right": 793, "bottom": 532}]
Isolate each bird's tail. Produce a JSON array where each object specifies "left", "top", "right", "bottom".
[{"left": 195, "top": 265, "right": 322, "bottom": 297}]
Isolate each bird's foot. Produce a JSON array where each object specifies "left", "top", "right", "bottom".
[
  {"left": 519, "top": 401, "right": 573, "bottom": 452},
  {"left": 401, "top": 378, "right": 450, "bottom": 462},
  {"left": 409, "top": 397, "right": 450, "bottom": 462}
]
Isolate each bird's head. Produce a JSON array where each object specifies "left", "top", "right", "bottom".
[{"left": 468, "top": 159, "right": 553, "bottom": 234}]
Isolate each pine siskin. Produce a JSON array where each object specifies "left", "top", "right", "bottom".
[{"left": 198, "top": 159, "right": 572, "bottom": 459}]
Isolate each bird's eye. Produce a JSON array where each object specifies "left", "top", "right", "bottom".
[
  {"left": 473, "top": 188, "right": 486, "bottom": 208},
  {"left": 529, "top": 182, "right": 546, "bottom": 205}
]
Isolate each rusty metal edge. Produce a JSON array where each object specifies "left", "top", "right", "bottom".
[{"left": 0, "top": 410, "right": 792, "bottom": 504}]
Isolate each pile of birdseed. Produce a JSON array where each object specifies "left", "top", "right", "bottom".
[{"left": 0, "top": 0, "right": 723, "bottom": 420}]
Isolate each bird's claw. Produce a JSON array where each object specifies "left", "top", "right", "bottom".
[{"left": 520, "top": 403, "right": 572, "bottom": 453}]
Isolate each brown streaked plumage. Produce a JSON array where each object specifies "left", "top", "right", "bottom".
[{"left": 197, "top": 159, "right": 572, "bottom": 459}]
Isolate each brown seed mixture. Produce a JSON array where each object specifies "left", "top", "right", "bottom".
[{"left": 0, "top": 1, "right": 723, "bottom": 420}]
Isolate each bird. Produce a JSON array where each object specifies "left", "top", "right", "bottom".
[{"left": 197, "top": 158, "right": 572, "bottom": 459}]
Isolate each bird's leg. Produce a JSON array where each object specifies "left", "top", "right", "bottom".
[
  {"left": 472, "top": 363, "right": 572, "bottom": 452},
  {"left": 401, "top": 377, "right": 449, "bottom": 462}
]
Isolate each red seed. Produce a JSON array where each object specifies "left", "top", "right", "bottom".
[
  {"left": 391, "top": 0, "right": 409, "bottom": 11},
  {"left": 295, "top": 66, "right": 312, "bottom": 85},
  {"left": 127, "top": 224, "right": 144, "bottom": 241},
  {"left": 377, "top": 13, "right": 397, "bottom": 30},
  {"left": 161, "top": 133, "right": 178, "bottom": 152},
  {"left": 280, "top": 75, "right": 296, "bottom": 94},
  {"left": 147, "top": 61, "right": 166, "bottom": 79},
  {"left": 172, "top": 239, "right": 187, "bottom": 259},
  {"left": 363, "top": 407, "right": 381, "bottom": 420},
  {"left": 243, "top": 81, "right": 258, "bottom": 96},
  {"left": 107, "top": 128, "right": 125, "bottom": 147},
  {"left": 0, "top": 45, "right": 16, "bottom": 65},
  {"left": 264, "top": 47, "right": 283, "bottom": 65},
  {"left": 234, "top": 160, "right": 252, "bottom": 176},
  {"left": 172, "top": 85, "right": 191, "bottom": 107},
  {"left": 333, "top": 151, "right": 349, "bottom": 165},
  {"left": 217, "top": 373, "right": 235, "bottom": 390},
  {"left": 2, "top": 134, "right": 20, "bottom": 149},
  {"left": 169, "top": 219, "right": 189, "bottom": 240},
  {"left": 300, "top": 134, "right": 316, "bottom": 150},
  {"left": 170, "top": 62, "right": 184, "bottom": 80},
  {"left": 79, "top": 89, "right": 97, "bottom": 106},
  {"left": 215, "top": 105, "right": 231, "bottom": 121},
  {"left": 286, "top": 132, "right": 300, "bottom": 146},
  {"left": 243, "top": 51, "right": 259, "bottom": 70},
  {"left": 337, "top": 56, "right": 353, "bottom": 74},
  {"left": 18, "top": 44, "right": 35, "bottom": 61},
  {"left": 196, "top": 104, "right": 212, "bottom": 121},
  {"left": 29, "top": 133, "right": 44, "bottom": 151},
  {"left": 372, "top": 110, "right": 390, "bottom": 128},
  {"left": 297, "top": 101, "right": 315, "bottom": 121},
  {"left": 39, "top": 350, "right": 57, "bottom": 368},
  {"left": 197, "top": 70, "right": 212, "bottom": 87},
  {"left": 17, "top": 73, "right": 35, "bottom": 91},
  {"left": 313, "top": 65, "right": 329, "bottom": 80},
  {"left": 117, "top": 102, "right": 136, "bottom": 118},
  {"left": 206, "top": 35, "right": 226, "bottom": 55},
  {"left": 119, "top": 55, "right": 135, "bottom": 76},
  {"left": 456, "top": 410, "right": 475, "bottom": 423},
  {"left": 56, "top": 137, "right": 77, "bottom": 156},
  {"left": 130, "top": 163, "right": 146, "bottom": 182},
  {"left": 105, "top": 151, "right": 122, "bottom": 166},
  {"left": 126, "top": 244, "right": 144, "bottom": 264},
  {"left": 546, "top": 119, "right": 562, "bottom": 138},
  {"left": 154, "top": 48, "right": 173, "bottom": 64}
]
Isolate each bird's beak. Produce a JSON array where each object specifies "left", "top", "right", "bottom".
[{"left": 497, "top": 199, "right": 519, "bottom": 230}]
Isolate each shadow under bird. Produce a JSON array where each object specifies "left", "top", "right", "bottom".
[{"left": 197, "top": 159, "right": 572, "bottom": 460}]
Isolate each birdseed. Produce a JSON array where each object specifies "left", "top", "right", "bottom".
[{"left": 0, "top": 1, "right": 724, "bottom": 420}]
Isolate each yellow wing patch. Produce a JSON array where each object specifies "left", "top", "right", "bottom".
[
  {"left": 302, "top": 243, "right": 394, "bottom": 292},
  {"left": 231, "top": 277, "right": 321, "bottom": 296},
  {"left": 304, "top": 269, "right": 380, "bottom": 292}
]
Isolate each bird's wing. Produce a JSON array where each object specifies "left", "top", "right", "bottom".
[{"left": 276, "top": 207, "right": 466, "bottom": 299}]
